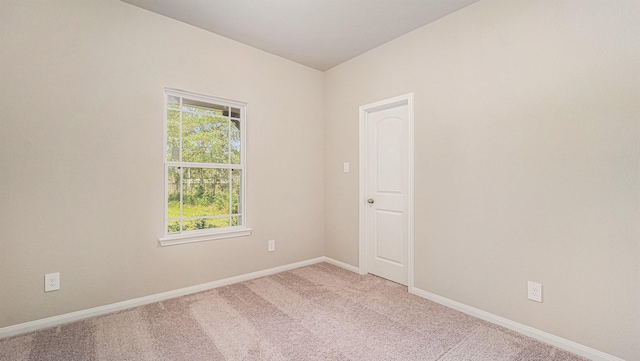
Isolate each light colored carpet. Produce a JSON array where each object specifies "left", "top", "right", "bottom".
[{"left": 0, "top": 263, "right": 587, "bottom": 360}]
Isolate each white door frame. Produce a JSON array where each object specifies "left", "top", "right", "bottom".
[{"left": 359, "top": 93, "right": 415, "bottom": 290}]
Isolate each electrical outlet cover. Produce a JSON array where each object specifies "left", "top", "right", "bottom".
[
  {"left": 45, "top": 272, "right": 60, "bottom": 292},
  {"left": 528, "top": 281, "right": 542, "bottom": 302}
]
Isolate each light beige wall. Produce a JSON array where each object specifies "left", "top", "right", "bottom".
[
  {"left": 0, "top": 0, "right": 324, "bottom": 328},
  {"left": 324, "top": 0, "right": 639, "bottom": 359}
]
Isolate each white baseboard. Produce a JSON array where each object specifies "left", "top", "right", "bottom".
[
  {"left": 323, "top": 257, "right": 360, "bottom": 273},
  {"left": 409, "top": 286, "right": 624, "bottom": 361},
  {"left": 0, "top": 257, "right": 325, "bottom": 340}
]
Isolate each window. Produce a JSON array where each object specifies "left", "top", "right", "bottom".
[{"left": 159, "top": 89, "right": 250, "bottom": 246}]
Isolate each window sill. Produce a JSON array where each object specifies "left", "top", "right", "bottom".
[{"left": 158, "top": 227, "right": 253, "bottom": 247}]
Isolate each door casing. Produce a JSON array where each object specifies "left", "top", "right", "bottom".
[{"left": 359, "top": 93, "right": 415, "bottom": 290}]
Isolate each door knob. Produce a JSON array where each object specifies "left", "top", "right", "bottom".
[{"left": 367, "top": 198, "right": 375, "bottom": 204}]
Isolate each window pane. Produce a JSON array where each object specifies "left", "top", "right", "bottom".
[
  {"left": 183, "top": 217, "right": 230, "bottom": 231},
  {"left": 231, "top": 216, "right": 241, "bottom": 227},
  {"left": 182, "top": 168, "right": 230, "bottom": 218},
  {"left": 167, "top": 95, "right": 180, "bottom": 109},
  {"left": 231, "top": 169, "right": 241, "bottom": 214},
  {"left": 181, "top": 109, "right": 229, "bottom": 164},
  {"left": 167, "top": 166, "right": 181, "bottom": 219},
  {"left": 230, "top": 119, "right": 240, "bottom": 164},
  {"left": 230, "top": 107, "right": 241, "bottom": 118},
  {"left": 183, "top": 218, "right": 213, "bottom": 231},
  {"left": 182, "top": 98, "right": 227, "bottom": 115},
  {"left": 167, "top": 110, "right": 180, "bottom": 161},
  {"left": 208, "top": 217, "right": 231, "bottom": 228},
  {"left": 167, "top": 220, "right": 181, "bottom": 234}
]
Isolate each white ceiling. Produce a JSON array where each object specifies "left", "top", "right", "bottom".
[{"left": 121, "top": 0, "right": 481, "bottom": 71}]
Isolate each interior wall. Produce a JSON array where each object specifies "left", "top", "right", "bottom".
[
  {"left": 0, "top": 0, "right": 325, "bottom": 328},
  {"left": 324, "top": 1, "right": 639, "bottom": 359}
]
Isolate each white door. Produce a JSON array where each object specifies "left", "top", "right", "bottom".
[{"left": 364, "top": 100, "right": 410, "bottom": 285}]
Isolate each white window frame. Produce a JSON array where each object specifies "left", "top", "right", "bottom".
[{"left": 159, "top": 88, "right": 251, "bottom": 246}]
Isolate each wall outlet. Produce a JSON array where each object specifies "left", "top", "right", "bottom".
[
  {"left": 45, "top": 272, "right": 60, "bottom": 292},
  {"left": 268, "top": 239, "right": 275, "bottom": 252},
  {"left": 528, "top": 281, "right": 542, "bottom": 302}
]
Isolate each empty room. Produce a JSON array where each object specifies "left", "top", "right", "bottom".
[{"left": 0, "top": 0, "right": 638, "bottom": 360}]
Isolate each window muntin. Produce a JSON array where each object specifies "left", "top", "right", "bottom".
[{"left": 163, "top": 89, "right": 247, "bottom": 240}]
